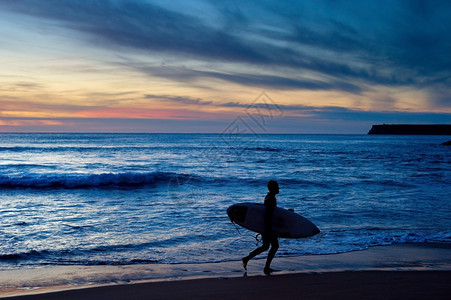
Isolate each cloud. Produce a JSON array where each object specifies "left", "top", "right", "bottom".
[
  {"left": 1, "top": 0, "right": 450, "bottom": 103},
  {"left": 0, "top": 0, "right": 264, "bottom": 63},
  {"left": 131, "top": 64, "right": 363, "bottom": 93},
  {"left": 2, "top": 107, "right": 449, "bottom": 134},
  {"left": 144, "top": 94, "right": 213, "bottom": 106},
  {"left": 195, "top": 70, "right": 363, "bottom": 93},
  {"left": 0, "top": 82, "right": 44, "bottom": 93}
]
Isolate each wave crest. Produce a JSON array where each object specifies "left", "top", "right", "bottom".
[{"left": 0, "top": 172, "right": 195, "bottom": 189}]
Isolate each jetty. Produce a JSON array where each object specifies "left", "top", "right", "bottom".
[{"left": 368, "top": 124, "right": 451, "bottom": 135}]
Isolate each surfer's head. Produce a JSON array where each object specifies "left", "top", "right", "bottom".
[{"left": 267, "top": 180, "right": 279, "bottom": 195}]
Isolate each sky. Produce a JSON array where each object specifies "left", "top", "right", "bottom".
[{"left": 0, "top": 0, "right": 450, "bottom": 133}]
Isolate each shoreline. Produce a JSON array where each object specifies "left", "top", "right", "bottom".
[{"left": 1, "top": 242, "right": 450, "bottom": 298}]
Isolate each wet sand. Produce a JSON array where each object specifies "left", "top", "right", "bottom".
[{"left": 1, "top": 243, "right": 450, "bottom": 299}]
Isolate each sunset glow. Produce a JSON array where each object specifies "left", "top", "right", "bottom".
[{"left": 1, "top": 0, "right": 450, "bottom": 133}]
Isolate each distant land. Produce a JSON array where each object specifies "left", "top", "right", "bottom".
[{"left": 368, "top": 124, "right": 451, "bottom": 135}]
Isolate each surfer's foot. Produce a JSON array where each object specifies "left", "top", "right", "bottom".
[
  {"left": 264, "top": 267, "right": 277, "bottom": 275},
  {"left": 242, "top": 258, "right": 248, "bottom": 270}
]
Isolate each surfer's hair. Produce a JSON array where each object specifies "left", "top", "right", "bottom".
[{"left": 267, "top": 180, "right": 278, "bottom": 191}]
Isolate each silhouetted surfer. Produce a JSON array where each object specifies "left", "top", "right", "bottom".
[{"left": 242, "top": 180, "right": 279, "bottom": 275}]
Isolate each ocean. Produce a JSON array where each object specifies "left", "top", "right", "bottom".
[{"left": 0, "top": 133, "right": 450, "bottom": 270}]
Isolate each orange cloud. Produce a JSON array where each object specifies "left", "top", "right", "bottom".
[
  {"left": 72, "top": 106, "right": 231, "bottom": 120},
  {"left": 0, "top": 119, "right": 64, "bottom": 126}
]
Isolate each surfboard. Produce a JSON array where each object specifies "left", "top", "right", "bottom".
[{"left": 227, "top": 202, "right": 320, "bottom": 238}]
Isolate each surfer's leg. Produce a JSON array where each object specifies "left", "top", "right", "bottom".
[
  {"left": 242, "top": 238, "right": 270, "bottom": 269},
  {"left": 264, "top": 237, "right": 279, "bottom": 274},
  {"left": 241, "top": 257, "right": 248, "bottom": 270},
  {"left": 244, "top": 243, "right": 269, "bottom": 261}
]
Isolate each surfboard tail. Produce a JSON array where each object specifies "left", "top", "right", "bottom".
[{"left": 227, "top": 204, "right": 248, "bottom": 224}]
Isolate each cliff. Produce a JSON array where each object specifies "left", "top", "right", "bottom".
[{"left": 368, "top": 124, "right": 451, "bottom": 135}]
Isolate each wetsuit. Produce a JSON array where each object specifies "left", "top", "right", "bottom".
[{"left": 243, "top": 193, "right": 279, "bottom": 267}]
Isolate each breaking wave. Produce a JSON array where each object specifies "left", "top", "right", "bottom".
[{"left": 0, "top": 172, "right": 198, "bottom": 189}]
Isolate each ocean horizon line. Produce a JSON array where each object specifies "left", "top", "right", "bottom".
[{"left": 0, "top": 132, "right": 371, "bottom": 135}]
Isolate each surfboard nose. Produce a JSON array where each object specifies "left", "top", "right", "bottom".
[{"left": 305, "top": 227, "right": 320, "bottom": 238}]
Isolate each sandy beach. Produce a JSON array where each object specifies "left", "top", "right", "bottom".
[
  {"left": 1, "top": 243, "right": 450, "bottom": 299},
  {"left": 5, "top": 271, "right": 451, "bottom": 300}
]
